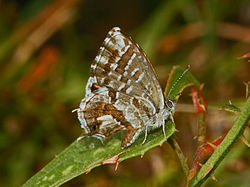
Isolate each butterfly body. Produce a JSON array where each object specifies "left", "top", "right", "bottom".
[{"left": 74, "top": 27, "right": 176, "bottom": 148}]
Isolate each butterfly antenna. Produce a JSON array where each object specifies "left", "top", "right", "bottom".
[{"left": 167, "top": 65, "right": 191, "bottom": 98}]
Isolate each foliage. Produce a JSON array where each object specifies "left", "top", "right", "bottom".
[{"left": 0, "top": 0, "right": 249, "bottom": 186}]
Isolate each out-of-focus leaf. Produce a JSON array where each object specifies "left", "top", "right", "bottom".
[{"left": 136, "top": 0, "right": 191, "bottom": 58}]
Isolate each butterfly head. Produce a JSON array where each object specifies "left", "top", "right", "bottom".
[
  {"left": 165, "top": 98, "right": 176, "bottom": 113},
  {"left": 160, "top": 98, "right": 176, "bottom": 123}
]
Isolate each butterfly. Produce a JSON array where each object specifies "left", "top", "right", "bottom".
[{"left": 73, "top": 27, "right": 180, "bottom": 148}]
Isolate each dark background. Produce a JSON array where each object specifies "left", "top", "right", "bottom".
[{"left": 0, "top": 0, "right": 249, "bottom": 186}]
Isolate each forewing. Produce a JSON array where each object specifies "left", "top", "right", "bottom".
[{"left": 85, "top": 27, "right": 165, "bottom": 110}]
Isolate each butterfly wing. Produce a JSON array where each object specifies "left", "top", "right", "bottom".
[
  {"left": 85, "top": 27, "right": 165, "bottom": 111},
  {"left": 79, "top": 88, "right": 159, "bottom": 147}
]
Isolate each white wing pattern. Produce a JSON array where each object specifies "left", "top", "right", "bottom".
[{"left": 75, "top": 27, "right": 176, "bottom": 148}]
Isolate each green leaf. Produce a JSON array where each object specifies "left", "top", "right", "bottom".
[
  {"left": 189, "top": 96, "right": 250, "bottom": 187},
  {"left": 23, "top": 66, "right": 199, "bottom": 186},
  {"left": 165, "top": 66, "right": 200, "bottom": 100},
  {"left": 222, "top": 103, "right": 241, "bottom": 114},
  {"left": 23, "top": 123, "right": 175, "bottom": 187}
]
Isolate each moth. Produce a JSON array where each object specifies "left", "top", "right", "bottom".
[{"left": 73, "top": 27, "right": 182, "bottom": 148}]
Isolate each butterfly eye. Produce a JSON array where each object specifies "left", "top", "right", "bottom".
[
  {"left": 167, "top": 100, "right": 172, "bottom": 107},
  {"left": 166, "top": 99, "right": 174, "bottom": 109},
  {"left": 92, "top": 125, "right": 97, "bottom": 131}
]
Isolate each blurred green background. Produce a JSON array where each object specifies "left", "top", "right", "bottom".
[{"left": 0, "top": 0, "right": 249, "bottom": 186}]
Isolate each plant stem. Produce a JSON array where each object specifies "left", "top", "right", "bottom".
[
  {"left": 169, "top": 137, "right": 189, "bottom": 177},
  {"left": 189, "top": 96, "right": 250, "bottom": 186},
  {"left": 198, "top": 113, "right": 206, "bottom": 146}
]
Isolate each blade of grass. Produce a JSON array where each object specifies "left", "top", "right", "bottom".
[
  {"left": 189, "top": 96, "right": 250, "bottom": 186},
  {"left": 0, "top": 0, "right": 81, "bottom": 85}
]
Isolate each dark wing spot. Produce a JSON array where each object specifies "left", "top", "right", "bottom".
[
  {"left": 92, "top": 125, "right": 97, "bottom": 131},
  {"left": 91, "top": 83, "right": 101, "bottom": 92}
]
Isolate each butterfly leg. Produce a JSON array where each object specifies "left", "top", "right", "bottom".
[
  {"left": 162, "top": 112, "right": 175, "bottom": 140},
  {"left": 141, "top": 126, "right": 148, "bottom": 145},
  {"left": 77, "top": 135, "right": 104, "bottom": 145},
  {"left": 122, "top": 128, "right": 141, "bottom": 148},
  {"left": 77, "top": 136, "right": 86, "bottom": 142},
  {"left": 162, "top": 122, "right": 167, "bottom": 140},
  {"left": 92, "top": 134, "right": 105, "bottom": 145},
  {"left": 170, "top": 112, "right": 176, "bottom": 126}
]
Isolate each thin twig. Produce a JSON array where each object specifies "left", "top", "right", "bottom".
[
  {"left": 159, "top": 22, "right": 250, "bottom": 54},
  {"left": 190, "top": 97, "right": 250, "bottom": 186},
  {"left": 169, "top": 137, "right": 189, "bottom": 177},
  {"left": 198, "top": 113, "right": 206, "bottom": 146}
]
